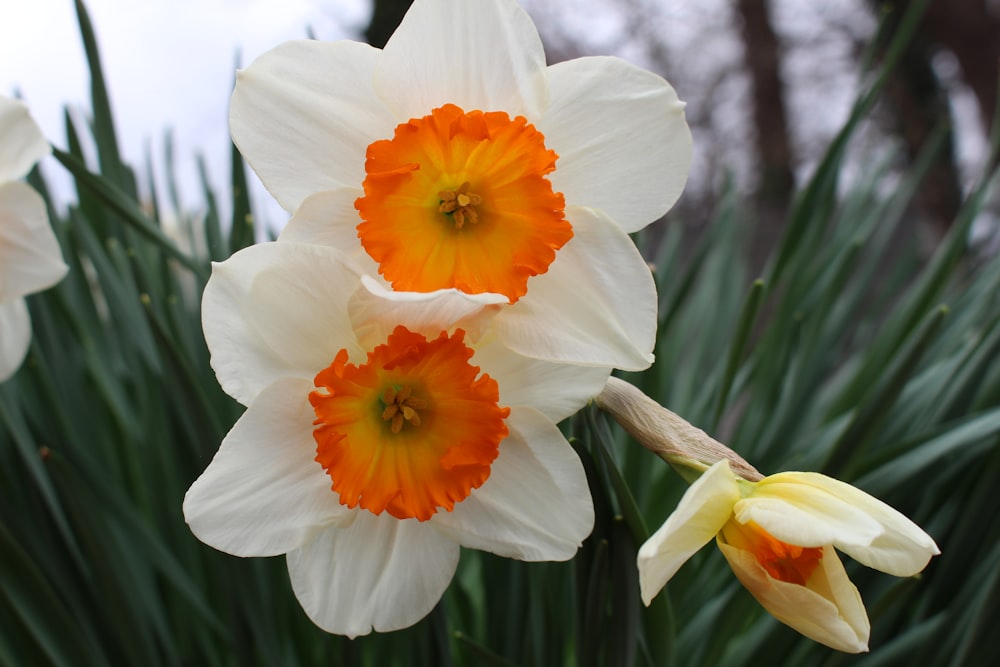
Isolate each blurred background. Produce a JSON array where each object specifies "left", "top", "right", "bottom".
[
  {"left": 2, "top": 1, "right": 999, "bottom": 665},
  {"left": 4, "top": 0, "right": 998, "bottom": 258}
]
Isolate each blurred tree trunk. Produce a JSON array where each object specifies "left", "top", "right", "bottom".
[
  {"left": 366, "top": 0, "right": 414, "bottom": 48},
  {"left": 737, "top": 0, "right": 795, "bottom": 206},
  {"left": 872, "top": 0, "right": 975, "bottom": 236},
  {"left": 737, "top": 0, "right": 794, "bottom": 272},
  {"left": 923, "top": 0, "right": 999, "bottom": 133}
]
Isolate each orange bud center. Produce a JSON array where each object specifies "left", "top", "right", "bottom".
[
  {"left": 720, "top": 519, "right": 824, "bottom": 586},
  {"left": 309, "top": 325, "right": 510, "bottom": 521},
  {"left": 355, "top": 104, "right": 573, "bottom": 303}
]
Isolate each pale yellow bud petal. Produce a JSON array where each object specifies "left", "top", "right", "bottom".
[
  {"left": 756, "top": 472, "right": 940, "bottom": 576},
  {"left": 719, "top": 542, "right": 870, "bottom": 653},
  {"left": 637, "top": 460, "right": 740, "bottom": 605}
]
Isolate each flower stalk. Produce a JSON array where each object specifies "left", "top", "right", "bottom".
[{"left": 595, "top": 376, "right": 762, "bottom": 482}]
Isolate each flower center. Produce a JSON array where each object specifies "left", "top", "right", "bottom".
[
  {"left": 720, "top": 520, "right": 824, "bottom": 586},
  {"left": 380, "top": 384, "right": 427, "bottom": 433},
  {"left": 355, "top": 104, "right": 573, "bottom": 303},
  {"left": 309, "top": 325, "right": 510, "bottom": 521},
  {"left": 438, "top": 182, "right": 483, "bottom": 229}
]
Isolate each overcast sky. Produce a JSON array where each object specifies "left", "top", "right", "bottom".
[
  {"left": 3, "top": 0, "right": 990, "bottom": 237},
  {"left": 0, "top": 0, "right": 864, "bottom": 226},
  {"left": 1, "top": 0, "right": 369, "bottom": 226}
]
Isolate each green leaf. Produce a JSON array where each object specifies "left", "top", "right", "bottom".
[
  {"left": 0, "top": 521, "right": 108, "bottom": 667},
  {"left": 53, "top": 149, "right": 205, "bottom": 276}
]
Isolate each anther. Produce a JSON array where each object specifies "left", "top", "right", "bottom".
[
  {"left": 438, "top": 182, "right": 483, "bottom": 229},
  {"left": 381, "top": 384, "right": 427, "bottom": 433}
]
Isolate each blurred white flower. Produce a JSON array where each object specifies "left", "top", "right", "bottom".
[{"left": 0, "top": 96, "right": 67, "bottom": 381}]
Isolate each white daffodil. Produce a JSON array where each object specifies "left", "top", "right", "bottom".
[
  {"left": 184, "top": 241, "right": 607, "bottom": 637},
  {"left": 638, "top": 460, "right": 940, "bottom": 653},
  {"left": 0, "top": 96, "right": 67, "bottom": 382},
  {"left": 229, "top": 0, "right": 692, "bottom": 372}
]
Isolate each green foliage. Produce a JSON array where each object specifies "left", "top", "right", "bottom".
[{"left": 1, "top": 0, "right": 997, "bottom": 665}]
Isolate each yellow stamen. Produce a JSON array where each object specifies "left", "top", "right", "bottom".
[
  {"left": 380, "top": 384, "right": 426, "bottom": 434},
  {"left": 438, "top": 182, "right": 483, "bottom": 229}
]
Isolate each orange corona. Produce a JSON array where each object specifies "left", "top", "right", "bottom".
[
  {"left": 720, "top": 520, "right": 824, "bottom": 586},
  {"left": 310, "top": 325, "right": 510, "bottom": 521},
  {"left": 355, "top": 104, "right": 572, "bottom": 303}
]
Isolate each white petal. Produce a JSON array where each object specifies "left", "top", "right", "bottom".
[
  {"left": 279, "top": 187, "right": 368, "bottom": 259},
  {"left": 183, "top": 378, "right": 351, "bottom": 557},
  {"left": 287, "top": 512, "right": 460, "bottom": 637},
  {"left": 493, "top": 206, "right": 656, "bottom": 370},
  {"left": 0, "top": 182, "right": 67, "bottom": 302},
  {"left": 280, "top": 187, "right": 396, "bottom": 288},
  {"left": 230, "top": 40, "right": 398, "bottom": 212},
  {"left": 0, "top": 97, "right": 49, "bottom": 183},
  {"left": 347, "top": 274, "right": 505, "bottom": 349},
  {"left": 637, "top": 460, "right": 740, "bottom": 605},
  {"left": 375, "top": 0, "right": 548, "bottom": 120},
  {"left": 719, "top": 542, "right": 870, "bottom": 653},
  {"left": 430, "top": 406, "right": 593, "bottom": 561},
  {"left": 202, "top": 242, "right": 365, "bottom": 405},
  {"left": 0, "top": 298, "right": 30, "bottom": 382},
  {"left": 755, "top": 472, "right": 940, "bottom": 576},
  {"left": 539, "top": 57, "right": 692, "bottom": 233},
  {"left": 471, "top": 336, "right": 610, "bottom": 422}
]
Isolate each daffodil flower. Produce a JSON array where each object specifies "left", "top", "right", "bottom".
[
  {"left": 638, "top": 460, "right": 940, "bottom": 653},
  {"left": 229, "top": 0, "right": 692, "bottom": 371},
  {"left": 0, "top": 96, "right": 67, "bottom": 382},
  {"left": 184, "top": 241, "right": 607, "bottom": 637}
]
